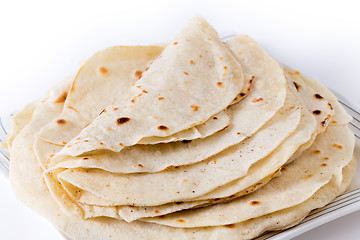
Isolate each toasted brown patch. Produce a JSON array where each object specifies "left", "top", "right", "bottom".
[
  {"left": 229, "top": 194, "right": 236, "bottom": 198},
  {"left": 216, "top": 82, "right": 224, "bottom": 87},
  {"left": 83, "top": 157, "right": 89, "bottom": 160},
  {"left": 158, "top": 97, "right": 164, "bottom": 100},
  {"left": 332, "top": 144, "right": 343, "bottom": 149},
  {"left": 182, "top": 140, "right": 192, "bottom": 143},
  {"left": 183, "top": 179, "right": 189, "bottom": 183},
  {"left": 138, "top": 164, "right": 143, "bottom": 168},
  {"left": 305, "top": 174, "right": 314, "bottom": 180},
  {"left": 113, "top": 108, "right": 119, "bottom": 111},
  {"left": 54, "top": 92, "right": 68, "bottom": 103},
  {"left": 321, "top": 163, "right": 328, "bottom": 167},
  {"left": 134, "top": 70, "right": 142, "bottom": 79},
  {"left": 321, "top": 115, "right": 330, "bottom": 127},
  {"left": 331, "top": 120, "right": 338, "bottom": 124},
  {"left": 239, "top": 93, "right": 246, "bottom": 97},
  {"left": 177, "top": 219, "right": 186, "bottom": 223},
  {"left": 219, "top": 57, "right": 223, "bottom": 60},
  {"left": 213, "top": 116, "right": 218, "bottom": 120},
  {"left": 224, "top": 66, "right": 228, "bottom": 70},
  {"left": 98, "top": 66, "right": 108, "bottom": 74},
  {"left": 175, "top": 202, "right": 183, "bottom": 204},
  {"left": 252, "top": 98, "right": 264, "bottom": 103},
  {"left": 328, "top": 102, "right": 333, "bottom": 110},
  {"left": 312, "top": 110, "right": 321, "bottom": 115},
  {"left": 323, "top": 157, "right": 329, "bottom": 160},
  {"left": 184, "top": 72, "right": 189, "bottom": 75},
  {"left": 173, "top": 42, "right": 178, "bottom": 45},
  {"left": 190, "top": 105, "right": 200, "bottom": 111},
  {"left": 250, "top": 201, "right": 261, "bottom": 206},
  {"left": 314, "top": 94, "right": 324, "bottom": 99},
  {"left": 314, "top": 150, "right": 321, "bottom": 154},
  {"left": 189, "top": 60, "right": 194, "bottom": 64},
  {"left": 99, "top": 142, "right": 104, "bottom": 145},
  {"left": 56, "top": 119, "right": 66, "bottom": 124},
  {"left": 293, "top": 81, "right": 301, "bottom": 91},
  {"left": 154, "top": 210, "right": 160, "bottom": 214},
  {"left": 84, "top": 140, "right": 89, "bottom": 142},
  {"left": 117, "top": 117, "right": 130, "bottom": 125},
  {"left": 158, "top": 125, "right": 168, "bottom": 131},
  {"left": 224, "top": 224, "right": 235, "bottom": 229}
]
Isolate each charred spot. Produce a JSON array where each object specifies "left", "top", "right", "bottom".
[
  {"left": 158, "top": 125, "right": 169, "bottom": 131},
  {"left": 54, "top": 92, "right": 68, "bottom": 103},
  {"left": 84, "top": 140, "right": 89, "bottom": 142},
  {"left": 312, "top": 110, "right": 321, "bottom": 115},
  {"left": 175, "top": 201, "right": 183, "bottom": 204},
  {"left": 224, "top": 66, "right": 228, "bottom": 70},
  {"left": 237, "top": 132, "right": 241, "bottom": 135},
  {"left": 314, "top": 150, "right": 321, "bottom": 154},
  {"left": 134, "top": 70, "right": 143, "bottom": 79},
  {"left": 158, "top": 215, "right": 166, "bottom": 218},
  {"left": 321, "top": 116, "right": 330, "bottom": 127},
  {"left": 323, "top": 157, "right": 329, "bottom": 160},
  {"left": 158, "top": 97, "right": 164, "bottom": 100},
  {"left": 252, "top": 98, "right": 264, "bottom": 103},
  {"left": 184, "top": 72, "right": 189, "bottom": 75},
  {"left": 138, "top": 164, "right": 143, "bottom": 168},
  {"left": 173, "top": 42, "right": 178, "bottom": 45},
  {"left": 99, "top": 142, "right": 104, "bottom": 145},
  {"left": 98, "top": 66, "right": 108, "bottom": 74},
  {"left": 321, "top": 163, "right": 328, "bottom": 167},
  {"left": 213, "top": 116, "right": 218, "bottom": 120},
  {"left": 332, "top": 144, "right": 343, "bottom": 149},
  {"left": 314, "top": 94, "right": 324, "bottom": 99},
  {"left": 113, "top": 108, "right": 119, "bottom": 111},
  {"left": 240, "top": 93, "right": 246, "bottom": 97},
  {"left": 143, "top": 90, "right": 148, "bottom": 93},
  {"left": 216, "top": 82, "right": 224, "bottom": 87},
  {"left": 250, "top": 201, "right": 261, "bottom": 206},
  {"left": 177, "top": 219, "right": 186, "bottom": 223},
  {"left": 117, "top": 117, "right": 130, "bottom": 125},
  {"left": 190, "top": 105, "right": 200, "bottom": 111},
  {"left": 331, "top": 120, "right": 338, "bottom": 124},
  {"left": 213, "top": 198, "right": 221, "bottom": 202},
  {"left": 224, "top": 224, "right": 235, "bottom": 229},
  {"left": 293, "top": 81, "right": 301, "bottom": 91},
  {"left": 154, "top": 210, "right": 160, "bottom": 214},
  {"left": 83, "top": 157, "right": 89, "bottom": 160},
  {"left": 189, "top": 60, "right": 195, "bottom": 64},
  {"left": 182, "top": 140, "right": 192, "bottom": 143},
  {"left": 56, "top": 119, "right": 66, "bottom": 124},
  {"left": 99, "top": 109, "right": 106, "bottom": 115},
  {"left": 327, "top": 103, "right": 334, "bottom": 110},
  {"left": 229, "top": 194, "right": 236, "bottom": 198}
]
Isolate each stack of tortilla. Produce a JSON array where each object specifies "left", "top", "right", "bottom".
[{"left": 3, "top": 16, "right": 356, "bottom": 240}]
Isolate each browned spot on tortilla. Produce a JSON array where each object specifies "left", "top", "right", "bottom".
[
  {"left": 293, "top": 81, "right": 301, "bottom": 91},
  {"left": 295, "top": 71, "right": 300, "bottom": 75},
  {"left": 240, "top": 93, "right": 246, "bottom": 97},
  {"left": 173, "top": 42, "right": 178, "bottom": 45},
  {"left": 305, "top": 174, "right": 314, "bottom": 180},
  {"left": 175, "top": 201, "right": 183, "bottom": 204},
  {"left": 61, "top": 142, "right": 67, "bottom": 145},
  {"left": 57, "top": 119, "right": 66, "bottom": 124},
  {"left": 217, "top": 82, "right": 224, "bottom": 87},
  {"left": 213, "top": 116, "right": 218, "bottom": 120},
  {"left": 177, "top": 219, "right": 186, "bottom": 223},
  {"left": 174, "top": 166, "right": 179, "bottom": 169},
  {"left": 117, "top": 117, "right": 130, "bottom": 125},
  {"left": 106, "top": 184, "right": 110, "bottom": 187},
  {"left": 154, "top": 210, "right": 160, "bottom": 214},
  {"left": 183, "top": 179, "right": 189, "bottom": 183},
  {"left": 229, "top": 194, "right": 236, "bottom": 198},
  {"left": 66, "top": 106, "right": 78, "bottom": 113},
  {"left": 321, "top": 116, "right": 330, "bottom": 127},
  {"left": 189, "top": 60, "right": 194, "bottom": 64},
  {"left": 184, "top": 72, "right": 189, "bottom": 75},
  {"left": 54, "top": 92, "right": 68, "bottom": 103},
  {"left": 328, "top": 102, "right": 333, "bottom": 110},
  {"left": 98, "top": 66, "right": 108, "bottom": 74},
  {"left": 143, "top": 90, "right": 148, "bottom": 93},
  {"left": 182, "top": 140, "right": 192, "bottom": 143},
  {"left": 158, "top": 97, "right": 164, "bottom": 100},
  {"left": 314, "top": 150, "right": 321, "bottom": 154},
  {"left": 331, "top": 120, "right": 338, "bottom": 124},
  {"left": 83, "top": 140, "right": 89, "bottom": 143},
  {"left": 323, "top": 157, "right": 329, "bottom": 160},
  {"left": 314, "top": 94, "right": 324, "bottom": 99},
  {"left": 190, "top": 105, "right": 200, "bottom": 111},
  {"left": 312, "top": 110, "right": 321, "bottom": 115},
  {"left": 224, "top": 224, "right": 235, "bottom": 229},
  {"left": 219, "top": 57, "right": 223, "bottom": 60},
  {"left": 321, "top": 163, "right": 328, "bottom": 167},
  {"left": 224, "top": 66, "right": 228, "bottom": 70},
  {"left": 332, "top": 144, "right": 343, "bottom": 149},
  {"left": 119, "top": 143, "right": 125, "bottom": 147},
  {"left": 237, "top": 132, "right": 241, "bottom": 135},
  {"left": 83, "top": 157, "right": 88, "bottom": 160},
  {"left": 252, "top": 98, "right": 264, "bottom": 103},
  {"left": 250, "top": 201, "right": 261, "bottom": 206},
  {"left": 158, "top": 125, "right": 168, "bottom": 130},
  {"left": 99, "top": 142, "right": 104, "bottom": 145},
  {"left": 134, "top": 70, "right": 142, "bottom": 79}
]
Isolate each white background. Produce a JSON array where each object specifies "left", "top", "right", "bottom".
[{"left": 0, "top": 0, "right": 359, "bottom": 239}]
